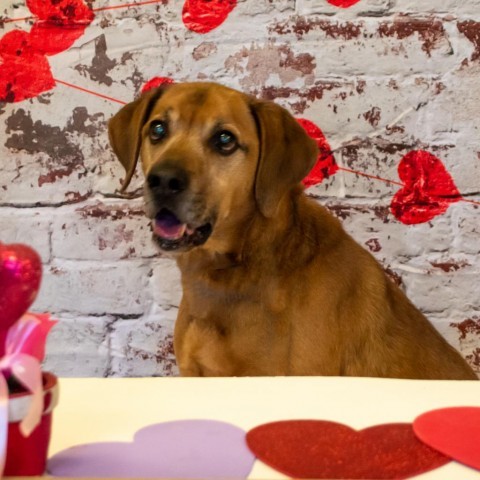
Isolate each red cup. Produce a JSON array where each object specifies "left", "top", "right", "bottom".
[{"left": 5, "top": 372, "right": 59, "bottom": 475}]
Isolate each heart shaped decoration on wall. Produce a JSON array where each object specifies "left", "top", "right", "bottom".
[
  {"left": 0, "top": 30, "right": 56, "bottom": 103},
  {"left": 0, "top": 0, "right": 94, "bottom": 102},
  {"left": 27, "top": 0, "right": 94, "bottom": 55},
  {"left": 183, "top": 0, "right": 238, "bottom": 34},
  {"left": 141, "top": 77, "right": 175, "bottom": 94},
  {"left": 297, "top": 118, "right": 338, "bottom": 187},
  {"left": 29, "top": 23, "right": 91, "bottom": 56},
  {"left": 246, "top": 420, "right": 450, "bottom": 479},
  {"left": 390, "top": 150, "right": 462, "bottom": 225},
  {"left": 327, "top": 0, "right": 362, "bottom": 7},
  {"left": 26, "top": 0, "right": 94, "bottom": 25}
]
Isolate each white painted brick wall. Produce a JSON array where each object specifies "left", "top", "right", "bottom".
[
  {"left": 33, "top": 260, "right": 152, "bottom": 315},
  {"left": 0, "top": 0, "right": 478, "bottom": 377}
]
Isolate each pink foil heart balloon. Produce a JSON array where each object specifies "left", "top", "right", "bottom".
[{"left": 0, "top": 243, "right": 42, "bottom": 355}]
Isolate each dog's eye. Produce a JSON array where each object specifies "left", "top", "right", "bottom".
[
  {"left": 213, "top": 130, "right": 238, "bottom": 155},
  {"left": 149, "top": 121, "right": 168, "bottom": 142}
]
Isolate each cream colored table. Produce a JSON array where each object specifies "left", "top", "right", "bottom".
[{"left": 47, "top": 377, "right": 480, "bottom": 479}]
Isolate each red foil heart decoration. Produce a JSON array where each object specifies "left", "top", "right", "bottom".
[
  {"left": 26, "top": 0, "right": 94, "bottom": 55},
  {"left": 414, "top": 407, "right": 480, "bottom": 471},
  {"left": 0, "top": 0, "right": 93, "bottom": 102},
  {"left": 182, "top": 0, "right": 237, "bottom": 34},
  {"left": 297, "top": 118, "right": 338, "bottom": 187},
  {"left": 0, "top": 30, "right": 56, "bottom": 103},
  {"left": 29, "top": 22, "right": 92, "bottom": 56},
  {"left": 26, "top": 0, "right": 94, "bottom": 25},
  {"left": 141, "top": 77, "right": 175, "bottom": 94},
  {"left": 390, "top": 150, "right": 462, "bottom": 225},
  {"left": 0, "top": 243, "right": 42, "bottom": 356},
  {"left": 327, "top": 0, "right": 362, "bottom": 7},
  {"left": 246, "top": 420, "right": 450, "bottom": 479}
]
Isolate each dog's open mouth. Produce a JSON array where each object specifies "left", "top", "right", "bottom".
[{"left": 152, "top": 208, "right": 212, "bottom": 251}]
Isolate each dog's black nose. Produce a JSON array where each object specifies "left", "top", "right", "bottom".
[{"left": 147, "top": 166, "right": 188, "bottom": 195}]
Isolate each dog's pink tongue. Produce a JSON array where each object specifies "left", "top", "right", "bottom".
[{"left": 154, "top": 210, "right": 186, "bottom": 240}]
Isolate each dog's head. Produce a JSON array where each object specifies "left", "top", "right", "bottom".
[{"left": 108, "top": 82, "right": 318, "bottom": 253}]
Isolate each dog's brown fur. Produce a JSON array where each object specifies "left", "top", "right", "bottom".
[{"left": 109, "top": 82, "right": 477, "bottom": 380}]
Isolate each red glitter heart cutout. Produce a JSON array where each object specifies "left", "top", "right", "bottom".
[
  {"left": 390, "top": 150, "right": 462, "bottom": 225},
  {"left": 0, "top": 243, "right": 42, "bottom": 356},
  {"left": 297, "top": 118, "right": 338, "bottom": 187},
  {"left": 182, "top": 0, "right": 237, "bottom": 34},
  {"left": 414, "top": 407, "right": 480, "bottom": 471},
  {"left": 26, "top": 0, "right": 94, "bottom": 25},
  {"left": 327, "top": 0, "right": 362, "bottom": 7},
  {"left": 247, "top": 420, "right": 450, "bottom": 479},
  {"left": 0, "top": 30, "right": 55, "bottom": 103}
]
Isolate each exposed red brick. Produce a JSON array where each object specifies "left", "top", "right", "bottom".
[
  {"left": 458, "top": 21, "right": 480, "bottom": 61},
  {"left": 76, "top": 202, "right": 144, "bottom": 220},
  {"left": 451, "top": 318, "right": 480, "bottom": 340},
  {"left": 270, "top": 17, "right": 363, "bottom": 40},
  {"left": 365, "top": 238, "right": 382, "bottom": 252},
  {"left": 466, "top": 348, "right": 480, "bottom": 369},
  {"left": 363, "top": 107, "right": 382, "bottom": 127},
  {"left": 430, "top": 260, "right": 470, "bottom": 272},
  {"left": 378, "top": 16, "right": 447, "bottom": 56}
]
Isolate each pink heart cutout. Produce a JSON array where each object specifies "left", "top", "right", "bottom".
[
  {"left": 414, "top": 407, "right": 480, "bottom": 471},
  {"left": 49, "top": 420, "right": 255, "bottom": 477},
  {"left": 390, "top": 150, "right": 462, "bottom": 225}
]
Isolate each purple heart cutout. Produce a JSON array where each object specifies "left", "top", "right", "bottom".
[{"left": 48, "top": 420, "right": 255, "bottom": 478}]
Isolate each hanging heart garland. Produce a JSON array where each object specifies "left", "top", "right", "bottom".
[
  {"left": 0, "top": 0, "right": 94, "bottom": 103},
  {"left": 182, "top": 0, "right": 238, "bottom": 34},
  {"left": 390, "top": 150, "right": 462, "bottom": 225}
]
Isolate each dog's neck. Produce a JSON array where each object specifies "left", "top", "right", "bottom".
[{"left": 176, "top": 186, "right": 341, "bottom": 276}]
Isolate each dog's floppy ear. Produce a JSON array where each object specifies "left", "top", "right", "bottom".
[
  {"left": 108, "top": 87, "right": 165, "bottom": 192},
  {"left": 250, "top": 99, "right": 318, "bottom": 218}
]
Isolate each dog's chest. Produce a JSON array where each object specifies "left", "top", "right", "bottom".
[
  {"left": 177, "top": 274, "right": 294, "bottom": 376},
  {"left": 177, "top": 307, "right": 293, "bottom": 376},
  {"left": 180, "top": 256, "right": 289, "bottom": 313}
]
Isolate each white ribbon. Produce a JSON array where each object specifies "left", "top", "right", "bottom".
[
  {"left": 0, "top": 313, "right": 55, "bottom": 475},
  {"left": 0, "top": 353, "right": 43, "bottom": 476}
]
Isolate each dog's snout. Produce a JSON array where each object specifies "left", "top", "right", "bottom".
[{"left": 147, "top": 166, "right": 189, "bottom": 195}]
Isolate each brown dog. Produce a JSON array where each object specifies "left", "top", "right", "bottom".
[{"left": 109, "top": 82, "right": 477, "bottom": 380}]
